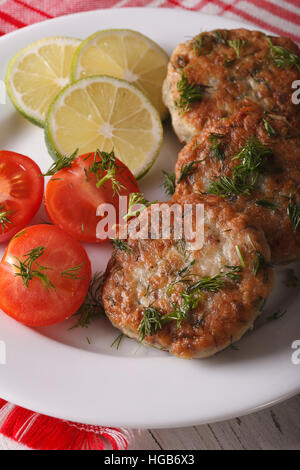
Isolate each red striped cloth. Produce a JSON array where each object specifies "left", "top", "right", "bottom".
[
  {"left": 0, "top": 0, "right": 299, "bottom": 451},
  {"left": 0, "top": 1, "right": 299, "bottom": 43}
]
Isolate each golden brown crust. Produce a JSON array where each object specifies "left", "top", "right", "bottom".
[
  {"left": 173, "top": 106, "right": 300, "bottom": 264},
  {"left": 163, "top": 29, "right": 300, "bottom": 143},
  {"left": 102, "top": 195, "right": 274, "bottom": 358}
]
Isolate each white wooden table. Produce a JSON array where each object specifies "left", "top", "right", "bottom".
[
  {"left": 1, "top": 395, "right": 299, "bottom": 450},
  {"left": 130, "top": 395, "right": 300, "bottom": 450}
]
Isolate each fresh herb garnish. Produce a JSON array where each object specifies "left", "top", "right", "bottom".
[
  {"left": 111, "top": 238, "right": 132, "bottom": 253},
  {"left": 214, "top": 30, "right": 228, "bottom": 45},
  {"left": 284, "top": 268, "right": 298, "bottom": 287},
  {"left": 124, "top": 193, "right": 154, "bottom": 221},
  {"left": 111, "top": 333, "right": 124, "bottom": 350},
  {"left": 162, "top": 170, "right": 176, "bottom": 196},
  {"left": 175, "top": 72, "right": 209, "bottom": 114},
  {"left": 161, "top": 292, "right": 200, "bottom": 329},
  {"left": 287, "top": 202, "right": 300, "bottom": 232},
  {"left": 255, "top": 198, "right": 277, "bottom": 209},
  {"left": 208, "top": 132, "right": 226, "bottom": 160},
  {"left": 61, "top": 264, "right": 85, "bottom": 280},
  {"left": 188, "top": 265, "right": 242, "bottom": 293},
  {"left": 177, "top": 161, "right": 198, "bottom": 184},
  {"left": 207, "top": 137, "right": 272, "bottom": 197},
  {"left": 43, "top": 149, "right": 78, "bottom": 176},
  {"left": 0, "top": 205, "right": 13, "bottom": 234},
  {"left": 235, "top": 245, "right": 246, "bottom": 268},
  {"left": 86, "top": 149, "right": 125, "bottom": 195},
  {"left": 267, "top": 37, "right": 300, "bottom": 71},
  {"left": 138, "top": 306, "right": 163, "bottom": 341},
  {"left": 248, "top": 236, "right": 271, "bottom": 277},
  {"left": 267, "top": 309, "right": 287, "bottom": 322},
  {"left": 228, "top": 39, "right": 247, "bottom": 58},
  {"left": 263, "top": 118, "right": 277, "bottom": 137},
  {"left": 71, "top": 272, "right": 105, "bottom": 329},
  {"left": 192, "top": 33, "right": 204, "bottom": 56},
  {"left": 13, "top": 246, "right": 55, "bottom": 291}
]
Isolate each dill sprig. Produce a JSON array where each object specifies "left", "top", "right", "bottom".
[
  {"left": 192, "top": 33, "right": 204, "bottom": 56},
  {"left": 111, "top": 238, "right": 132, "bottom": 253},
  {"left": 208, "top": 132, "right": 226, "bottom": 160},
  {"left": 263, "top": 118, "right": 277, "bottom": 137},
  {"left": 111, "top": 333, "right": 124, "bottom": 350},
  {"left": 188, "top": 265, "right": 242, "bottom": 293},
  {"left": 162, "top": 292, "right": 200, "bottom": 329},
  {"left": 43, "top": 149, "right": 78, "bottom": 176},
  {"left": 177, "top": 161, "right": 198, "bottom": 184},
  {"left": 228, "top": 39, "right": 247, "bottom": 58},
  {"left": 255, "top": 198, "right": 277, "bottom": 209},
  {"left": 138, "top": 306, "right": 163, "bottom": 341},
  {"left": 248, "top": 236, "right": 270, "bottom": 277},
  {"left": 71, "top": 272, "right": 105, "bottom": 329},
  {"left": 267, "top": 37, "right": 300, "bottom": 71},
  {"left": 86, "top": 149, "right": 125, "bottom": 196},
  {"left": 162, "top": 170, "right": 176, "bottom": 196},
  {"left": 61, "top": 264, "right": 85, "bottom": 280},
  {"left": 235, "top": 245, "right": 246, "bottom": 268},
  {"left": 175, "top": 72, "right": 209, "bottom": 114},
  {"left": 124, "top": 192, "right": 154, "bottom": 221},
  {"left": 0, "top": 204, "right": 13, "bottom": 234},
  {"left": 287, "top": 202, "right": 300, "bottom": 232},
  {"left": 207, "top": 137, "right": 272, "bottom": 197},
  {"left": 214, "top": 30, "right": 228, "bottom": 45},
  {"left": 13, "top": 246, "right": 55, "bottom": 291}
]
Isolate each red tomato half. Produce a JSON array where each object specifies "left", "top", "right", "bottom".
[
  {"left": 0, "top": 150, "right": 44, "bottom": 243},
  {"left": 0, "top": 225, "right": 91, "bottom": 326},
  {"left": 45, "top": 152, "right": 140, "bottom": 243}
]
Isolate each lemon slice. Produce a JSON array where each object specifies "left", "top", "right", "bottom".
[
  {"left": 71, "top": 29, "right": 169, "bottom": 120},
  {"left": 45, "top": 76, "right": 163, "bottom": 179},
  {"left": 6, "top": 37, "right": 81, "bottom": 127}
]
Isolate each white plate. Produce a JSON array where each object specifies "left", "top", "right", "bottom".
[{"left": 0, "top": 8, "right": 299, "bottom": 429}]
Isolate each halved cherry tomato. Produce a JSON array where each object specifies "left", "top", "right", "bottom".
[
  {"left": 0, "top": 225, "right": 91, "bottom": 326},
  {"left": 0, "top": 150, "right": 44, "bottom": 243},
  {"left": 45, "top": 151, "right": 140, "bottom": 243}
]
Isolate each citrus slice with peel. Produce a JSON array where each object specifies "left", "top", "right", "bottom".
[
  {"left": 45, "top": 76, "right": 163, "bottom": 179},
  {"left": 71, "top": 29, "right": 169, "bottom": 120},
  {"left": 5, "top": 37, "right": 81, "bottom": 127}
]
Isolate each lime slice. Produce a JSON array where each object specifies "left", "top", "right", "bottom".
[
  {"left": 6, "top": 37, "right": 81, "bottom": 127},
  {"left": 71, "top": 29, "right": 169, "bottom": 120},
  {"left": 45, "top": 76, "right": 163, "bottom": 179}
]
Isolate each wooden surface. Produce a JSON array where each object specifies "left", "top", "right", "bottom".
[{"left": 130, "top": 394, "right": 300, "bottom": 450}]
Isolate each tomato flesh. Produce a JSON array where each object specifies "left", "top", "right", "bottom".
[
  {"left": 0, "top": 151, "right": 44, "bottom": 243},
  {"left": 0, "top": 225, "right": 91, "bottom": 326},
  {"left": 45, "top": 152, "right": 140, "bottom": 243}
]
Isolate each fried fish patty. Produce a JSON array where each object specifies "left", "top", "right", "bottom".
[
  {"left": 102, "top": 195, "right": 273, "bottom": 359},
  {"left": 163, "top": 28, "right": 300, "bottom": 143},
  {"left": 173, "top": 106, "right": 300, "bottom": 264}
]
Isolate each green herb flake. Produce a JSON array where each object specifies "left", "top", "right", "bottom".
[
  {"left": 0, "top": 204, "right": 13, "bottom": 234},
  {"left": 175, "top": 72, "right": 209, "bottom": 114},
  {"left": 192, "top": 33, "right": 204, "bottom": 56},
  {"left": 263, "top": 118, "right": 277, "bottom": 137},
  {"left": 267, "top": 37, "right": 300, "bottom": 71},
  {"left": 111, "top": 238, "right": 132, "bottom": 253},
  {"left": 13, "top": 246, "right": 55, "bottom": 291},
  {"left": 208, "top": 132, "right": 226, "bottom": 160},
  {"left": 162, "top": 170, "right": 176, "bottom": 196},
  {"left": 61, "top": 264, "right": 85, "bottom": 280},
  {"left": 267, "top": 309, "right": 287, "bottom": 322},
  {"left": 228, "top": 39, "right": 247, "bottom": 58},
  {"left": 255, "top": 198, "right": 277, "bottom": 209},
  {"left": 235, "top": 245, "right": 246, "bottom": 268},
  {"left": 43, "top": 149, "right": 78, "bottom": 176},
  {"left": 177, "top": 161, "right": 198, "bottom": 184},
  {"left": 111, "top": 333, "right": 124, "bottom": 350},
  {"left": 287, "top": 202, "right": 300, "bottom": 232},
  {"left": 124, "top": 192, "right": 154, "bottom": 221},
  {"left": 70, "top": 272, "right": 105, "bottom": 329}
]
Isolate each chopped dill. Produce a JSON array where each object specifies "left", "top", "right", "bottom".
[
  {"left": 228, "top": 39, "right": 247, "bottom": 58},
  {"left": 235, "top": 245, "right": 246, "bottom": 268},
  {"left": 192, "top": 33, "right": 204, "bottom": 56},
  {"left": 138, "top": 306, "right": 163, "bottom": 341},
  {"left": 267, "top": 309, "right": 287, "bottom": 322},
  {"left": 61, "top": 264, "right": 85, "bottom": 280},
  {"left": 124, "top": 192, "right": 154, "bottom": 221},
  {"left": 86, "top": 149, "right": 125, "bottom": 195},
  {"left": 70, "top": 272, "right": 105, "bottom": 329},
  {"left": 0, "top": 204, "right": 13, "bottom": 234},
  {"left": 13, "top": 246, "right": 55, "bottom": 291},
  {"left": 248, "top": 236, "right": 270, "bottom": 277},
  {"left": 214, "top": 30, "right": 228, "bottom": 45},
  {"left": 267, "top": 37, "right": 300, "bottom": 71},
  {"left": 175, "top": 72, "right": 209, "bottom": 114},
  {"left": 255, "top": 198, "right": 277, "bottom": 209},
  {"left": 263, "top": 118, "right": 277, "bottom": 137},
  {"left": 111, "top": 333, "right": 124, "bottom": 350},
  {"left": 177, "top": 161, "right": 197, "bottom": 184},
  {"left": 208, "top": 132, "right": 226, "bottom": 160},
  {"left": 162, "top": 170, "right": 176, "bottom": 196},
  {"left": 43, "top": 149, "right": 78, "bottom": 176},
  {"left": 287, "top": 201, "right": 300, "bottom": 232},
  {"left": 111, "top": 239, "right": 132, "bottom": 253}
]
